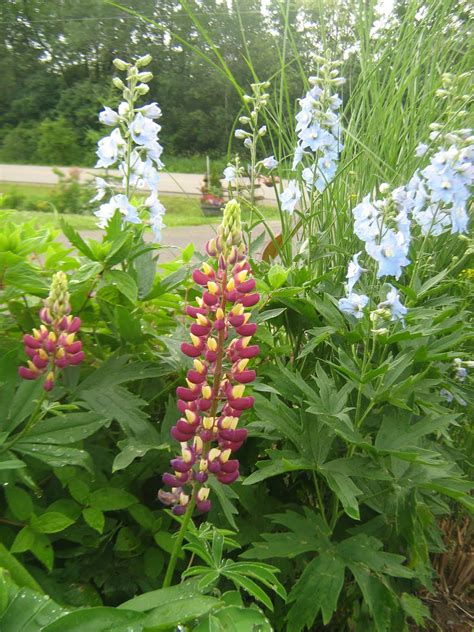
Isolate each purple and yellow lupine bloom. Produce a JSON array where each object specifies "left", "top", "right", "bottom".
[
  {"left": 19, "top": 272, "right": 84, "bottom": 391},
  {"left": 159, "top": 200, "right": 259, "bottom": 516}
]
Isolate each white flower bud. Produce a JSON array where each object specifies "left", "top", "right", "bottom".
[
  {"left": 242, "top": 94, "right": 252, "bottom": 103},
  {"left": 258, "top": 125, "right": 267, "bottom": 136},
  {"left": 135, "top": 83, "right": 150, "bottom": 95},
  {"left": 239, "top": 116, "right": 251, "bottom": 124},
  {"left": 137, "top": 71, "right": 153, "bottom": 83},
  {"left": 332, "top": 77, "right": 346, "bottom": 86},
  {"left": 234, "top": 129, "right": 249, "bottom": 139},
  {"left": 112, "top": 77, "right": 126, "bottom": 90},
  {"left": 113, "top": 58, "right": 129, "bottom": 71},
  {"left": 379, "top": 183, "right": 390, "bottom": 193},
  {"left": 136, "top": 54, "right": 152, "bottom": 67},
  {"left": 243, "top": 138, "right": 253, "bottom": 148}
]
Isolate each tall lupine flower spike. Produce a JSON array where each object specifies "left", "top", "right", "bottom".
[
  {"left": 19, "top": 272, "right": 84, "bottom": 391},
  {"left": 159, "top": 200, "right": 259, "bottom": 516}
]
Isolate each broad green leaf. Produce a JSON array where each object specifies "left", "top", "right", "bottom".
[
  {"left": 11, "top": 527, "right": 35, "bottom": 553},
  {"left": 6, "top": 380, "right": 45, "bottom": 434},
  {"left": 20, "top": 412, "right": 105, "bottom": 445},
  {"left": 14, "top": 444, "right": 93, "bottom": 472},
  {"left": 30, "top": 511, "right": 75, "bottom": 534},
  {"left": 60, "top": 219, "right": 97, "bottom": 259},
  {"left": 193, "top": 605, "right": 272, "bottom": 632},
  {"left": 0, "top": 544, "right": 43, "bottom": 592},
  {"left": 5, "top": 486, "right": 33, "bottom": 521},
  {"left": 0, "top": 586, "right": 67, "bottom": 631},
  {"left": 43, "top": 607, "right": 145, "bottom": 632},
  {"left": 82, "top": 507, "right": 104, "bottom": 534},
  {"left": 119, "top": 580, "right": 202, "bottom": 612},
  {"left": 103, "top": 269, "right": 138, "bottom": 303},
  {"left": 255, "top": 307, "right": 287, "bottom": 323},
  {"left": 287, "top": 553, "right": 345, "bottom": 629},
  {"left": 337, "top": 535, "right": 413, "bottom": 578},
  {"left": 206, "top": 478, "right": 239, "bottom": 530},
  {"left": 267, "top": 264, "right": 288, "bottom": 289},
  {"left": 142, "top": 595, "right": 222, "bottom": 630},
  {"left": 88, "top": 487, "right": 137, "bottom": 512},
  {"left": 112, "top": 439, "right": 167, "bottom": 472},
  {"left": 243, "top": 457, "right": 313, "bottom": 486}
]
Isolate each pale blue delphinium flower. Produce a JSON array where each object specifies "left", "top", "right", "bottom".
[
  {"left": 90, "top": 177, "right": 108, "bottom": 202},
  {"left": 365, "top": 230, "right": 410, "bottom": 279},
  {"left": 279, "top": 180, "right": 301, "bottom": 214},
  {"left": 146, "top": 191, "right": 166, "bottom": 241},
  {"left": 299, "top": 125, "right": 333, "bottom": 153},
  {"left": 451, "top": 205, "right": 469, "bottom": 233},
  {"left": 223, "top": 166, "right": 236, "bottom": 183},
  {"left": 94, "top": 201, "right": 116, "bottom": 228},
  {"left": 111, "top": 194, "right": 141, "bottom": 224},
  {"left": 378, "top": 284, "right": 407, "bottom": 322},
  {"left": 352, "top": 195, "right": 381, "bottom": 243},
  {"left": 96, "top": 128, "right": 125, "bottom": 168},
  {"left": 414, "top": 204, "right": 451, "bottom": 236},
  {"left": 346, "top": 252, "right": 366, "bottom": 293},
  {"left": 338, "top": 292, "right": 369, "bottom": 319},
  {"left": 129, "top": 112, "right": 161, "bottom": 148},
  {"left": 292, "top": 145, "right": 306, "bottom": 170},
  {"left": 262, "top": 155, "right": 278, "bottom": 170},
  {"left": 136, "top": 102, "right": 162, "bottom": 119},
  {"left": 415, "top": 143, "right": 429, "bottom": 157},
  {"left": 99, "top": 106, "right": 120, "bottom": 126}
]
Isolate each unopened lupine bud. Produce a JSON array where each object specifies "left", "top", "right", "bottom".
[
  {"left": 112, "top": 77, "right": 126, "bottom": 90},
  {"left": 136, "top": 54, "right": 153, "bottom": 67},
  {"left": 113, "top": 58, "right": 130, "bottom": 71},
  {"left": 160, "top": 201, "right": 259, "bottom": 515}
]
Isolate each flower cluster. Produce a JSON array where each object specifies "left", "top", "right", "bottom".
[
  {"left": 159, "top": 201, "right": 259, "bottom": 516},
  {"left": 409, "top": 137, "right": 473, "bottom": 236},
  {"left": 224, "top": 82, "right": 278, "bottom": 195},
  {"left": 19, "top": 272, "right": 84, "bottom": 391},
  {"left": 280, "top": 59, "right": 344, "bottom": 214},
  {"left": 93, "top": 55, "right": 166, "bottom": 241}
]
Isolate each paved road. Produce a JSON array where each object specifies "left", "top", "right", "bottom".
[
  {"left": 0, "top": 163, "right": 279, "bottom": 204},
  {"left": 66, "top": 222, "right": 282, "bottom": 263}
]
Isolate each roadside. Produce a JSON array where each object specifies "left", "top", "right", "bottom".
[{"left": 0, "top": 163, "right": 279, "bottom": 205}]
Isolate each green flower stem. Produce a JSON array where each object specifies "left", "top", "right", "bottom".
[{"left": 162, "top": 484, "right": 198, "bottom": 588}]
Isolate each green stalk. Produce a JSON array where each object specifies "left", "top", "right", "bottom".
[{"left": 162, "top": 485, "right": 198, "bottom": 588}]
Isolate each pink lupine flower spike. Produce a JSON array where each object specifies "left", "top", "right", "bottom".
[{"left": 159, "top": 200, "right": 259, "bottom": 516}]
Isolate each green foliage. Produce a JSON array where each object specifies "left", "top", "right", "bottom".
[{"left": 0, "top": 2, "right": 472, "bottom": 631}]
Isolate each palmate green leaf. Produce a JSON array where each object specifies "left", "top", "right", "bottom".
[
  {"left": 226, "top": 562, "right": 287, "bottom": 601},
  {"left": 19, "top": 412, "right": 106, "bottom": 445},
  {"left": 80, "top": 385, "right": 159, "bottom": 441},
  {"left": 400, "top": 592, "right": 430, "bottom": 627},
  {"left": 75, "top": 356, "right": 167, "bottom": 392},
  {"left": 349, "top": 564, "right": 398, "bottom": 632},
  {"left": 0, "top": 456, "right": 26, "bottom": 471},
  {"left": 5, "top": 379, "right": 45, "bottom": 434},
  {"left": 222, "top": 571, "right": 274, "bottom": 611},
  {"left": 287, "top": 552, "right": 345, "bottom": 630},
  {"left": 241, "top": 509, "right": 328, "bottom": 560},
  {"left": 337, "top": 534, "right": 413, "bottom": 579},
  {"left": 243, "top": 455, "right": 313, "bottom": 486},
  {"left": 323, "top": 472, "right": 363, "bottom": 520}
]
